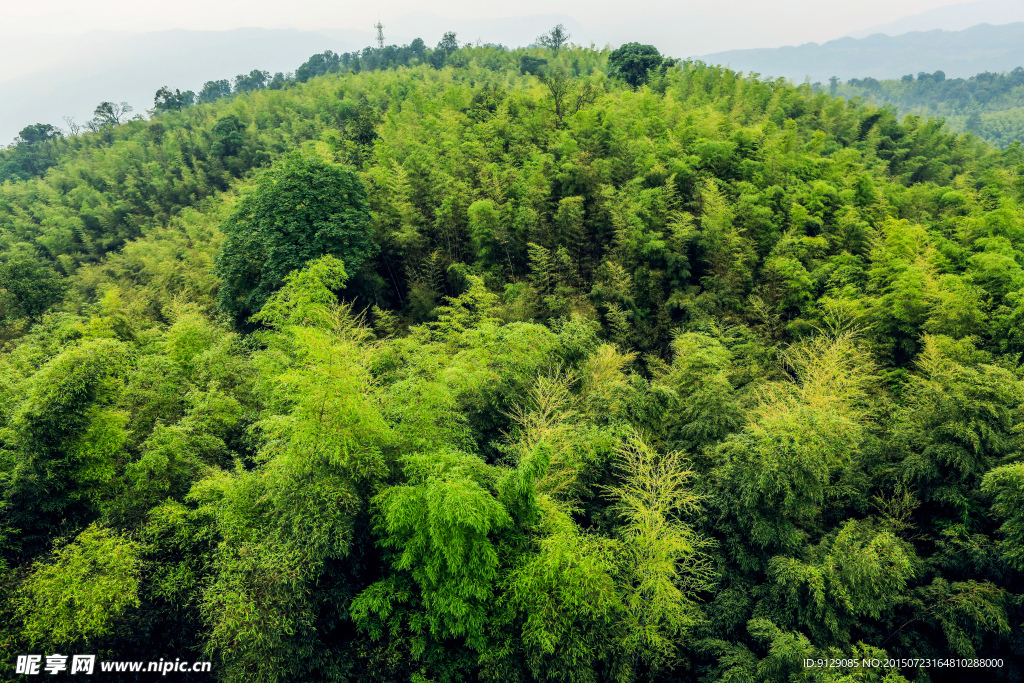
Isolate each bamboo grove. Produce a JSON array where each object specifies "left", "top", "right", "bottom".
[{"left": 1, "top": 37, "right": 1023, "bottom": 682}]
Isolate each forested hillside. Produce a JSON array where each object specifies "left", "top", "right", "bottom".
[
  {"left": 835, "top": 67, "right": 1024, "bottom": 149},
  {"left": 2, "top": 34, "right": 1024, "bottom": 683}
]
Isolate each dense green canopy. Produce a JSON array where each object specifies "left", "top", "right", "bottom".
[
  {"left": 835, "top": 67, "right": 1024, "bottom": 149},
  {"left": 0, "top": 36, "right": 1022, "bottom": 683},
  {"left": 214, "top": 151, "right": 375, "bottom": 323}
]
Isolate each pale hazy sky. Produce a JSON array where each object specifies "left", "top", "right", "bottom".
[{"left": 2, "top": 0, "right": 963, "bottom": 46}]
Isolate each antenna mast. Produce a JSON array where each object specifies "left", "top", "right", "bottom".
[{"left": 374, "top": 19, "right": 385, "bottom": 49}]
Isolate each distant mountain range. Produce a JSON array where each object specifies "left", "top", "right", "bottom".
[
  {"left": 848, "top": 0, "right": 1024, "bottom": 38},
  {"left": 0, "top": 28, "right": 356, "bottom": 145},
  {"left": 698, "top": 22, "right": 1024, "bottom": 83}
]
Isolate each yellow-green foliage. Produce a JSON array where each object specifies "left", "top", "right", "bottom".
[
  {"left": 19, "top": 524, "right": 142, "bottom": 647},
  {"left": 716, "top": 332, "right": 877, "bottom": 554}
]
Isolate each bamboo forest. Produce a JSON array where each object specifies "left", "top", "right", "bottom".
[{"left": 1, "top": 32, "right": 1023, "bottom": 682}]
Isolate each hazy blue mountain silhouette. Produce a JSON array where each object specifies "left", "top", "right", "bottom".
[
  {"left": 0, "top": 28, "right": 355, "bottom": 145},
  {"left": 848, "top": 0, "right": 1024, "bottom": 38},
  {"left": 698, "top": 22, "right": 1024, "bottom": 83}
]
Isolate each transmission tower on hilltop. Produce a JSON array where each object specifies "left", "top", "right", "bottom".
[{"left": 374, "top": 19, "right": 385, "bottom": 49}]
